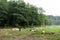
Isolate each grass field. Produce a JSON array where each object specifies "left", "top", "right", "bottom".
[{"left": 0, "top": 26, "right": 60, "bottom": 40}]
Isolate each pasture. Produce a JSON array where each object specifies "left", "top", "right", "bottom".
[{"left": 0, "top": 26, "right": 60, "bottom": 40}]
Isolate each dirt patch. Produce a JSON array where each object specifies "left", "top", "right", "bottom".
[{"left": 0, "top": 35, "right": 46, "bottom": 40}]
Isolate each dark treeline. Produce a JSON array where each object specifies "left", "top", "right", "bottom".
[
  {"left": 47, "top": 15, "right": 60, "bottom": 25},
  {"left": 0, "top": 0, "right": 48, "bottom": 28}
]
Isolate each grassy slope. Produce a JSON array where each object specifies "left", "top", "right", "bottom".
[{"left": 0, "top": 26, "right": 60, "bottom": 40}]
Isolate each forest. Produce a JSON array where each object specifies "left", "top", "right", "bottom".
[
  {"left": 0, "top": 0, "right": 60, "bottom": 28},
  {"left": 0, "top": 0, "right": 48, "bottom": 28}
]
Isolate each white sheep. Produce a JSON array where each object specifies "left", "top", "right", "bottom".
[
  {"left": 30, "top": 29, "right": 35, "bottom": 32},
  {"left": 30, "top": 28, "right": 37, "bottom": 32},
  {"left": 42, "top": 30, "right": 46, "bottom": 34},
  {"left": 12, "top": 28, "right": 19, "bottom": 31}
]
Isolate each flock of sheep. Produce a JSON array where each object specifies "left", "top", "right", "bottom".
[{"left": 12, "top": 28, "right": 55, "bottom": 35}]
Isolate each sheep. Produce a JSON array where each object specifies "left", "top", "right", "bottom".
[
  {"left": 41, "top": 30, "right": 46, "bottom": 34},
  {"left": 30, "top": 29, "right": 35, "bottom": 32},
  {"left": 30, "top": 28, "right": 37, "bottom": 32},
  {"left": 12, "top": 28, "right": 19, "bottom": 31}
]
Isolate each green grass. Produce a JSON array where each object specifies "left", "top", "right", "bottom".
[
  {"left": 0, "top": 26, "right": 60, "bottom": 40},
  {"left": 30, "top": 26, "right": 60, "bottom": 40}
]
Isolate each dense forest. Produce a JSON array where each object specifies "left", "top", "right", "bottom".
[
  {"left": 0, "top": 0, "right": 48, "bottom": 28},
  {"left": 0, "top": 0, "right": 60, "bottom": 28}
]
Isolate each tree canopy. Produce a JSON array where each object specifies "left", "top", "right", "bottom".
[{"left": 0, "top": 0, "right": 47, "bottom": 28}]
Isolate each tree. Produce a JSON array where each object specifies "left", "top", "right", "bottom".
[
  {"left": 38, "top": 8, "right": 47, "bottom": 25},
  {"left": 0, "top": 0, "right": 47, "bottom": 28}
]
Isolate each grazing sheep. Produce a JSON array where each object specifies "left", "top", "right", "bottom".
[
  {"left": 12, "top": 28, "right": 19, "bottom": 31},
  {"left": 30, "top": 29, "right": 35, "bottom": 32},
  {"left": 30, "top": 28, "right": 37, "bottom": 32},
  {"left": 30, "top": 28, "right": 40, "bottom": 32},
  {"left": 42, "top": 31, "right": 46, "bottom": 34}
]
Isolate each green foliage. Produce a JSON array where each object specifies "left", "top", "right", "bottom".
[
  {"left": 0, "top": 0, "right": 47, "bottom": 28},
  {"left": 39, "top": 13, "right": 47, "bottom": 25}
]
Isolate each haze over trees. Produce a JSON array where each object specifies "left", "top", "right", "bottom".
[{"left": 47, "top": 15, "right": 60, "bottom": 25}]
